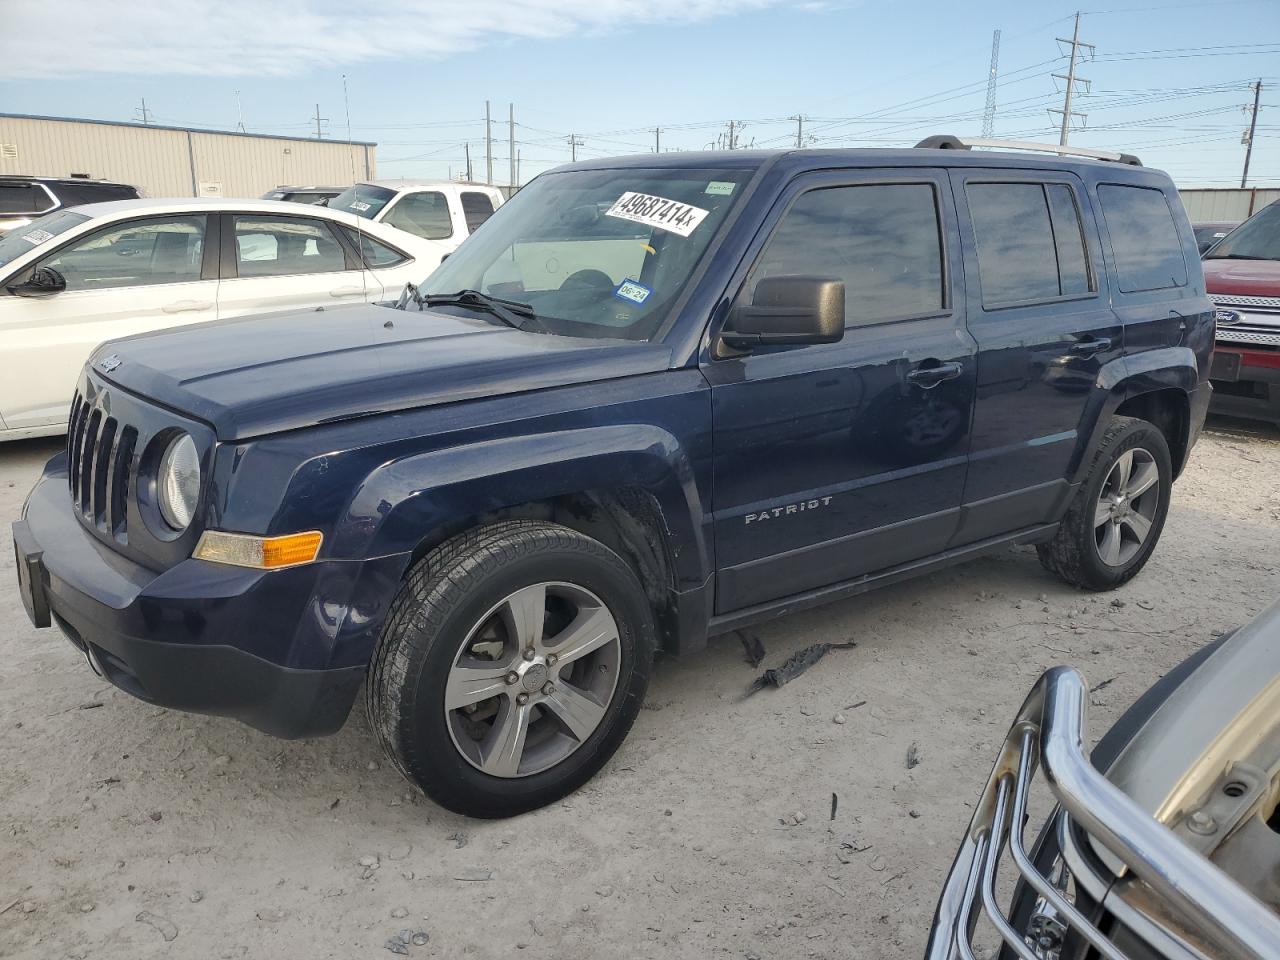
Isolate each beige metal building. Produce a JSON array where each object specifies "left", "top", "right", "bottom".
[
  {"left": 0, "top": 113, "right": 376, "bottom": 199},
  {"left": 1177, "top": 187, "right": 1280, "bottom": 222}
]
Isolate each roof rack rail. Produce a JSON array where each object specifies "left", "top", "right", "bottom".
[{"left": 914, "top": 134, "right": 1142, "bottom": 167}]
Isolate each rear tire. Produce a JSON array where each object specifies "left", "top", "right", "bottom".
[
  {"left": 367, "top": 520, "right": 654, "bottom": 818},
  {"left": 1037, "top": 416, "right": 1172, "bottom": 591}
]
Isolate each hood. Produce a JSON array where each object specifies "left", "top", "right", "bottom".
[
  {"left": 90, "top": 303, "right": 673, "bottom": 440},
  {"left": 1202, "top": 256, "right": 1280, "bottom": 297}
]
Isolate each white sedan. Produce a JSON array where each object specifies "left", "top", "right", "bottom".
[{"left": 0, "top": 198, "right": 441, "bottom": 440}]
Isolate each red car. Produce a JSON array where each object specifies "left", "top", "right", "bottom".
[{"left": 1205, "top": 201, "right": 1280, "bottom": 425}]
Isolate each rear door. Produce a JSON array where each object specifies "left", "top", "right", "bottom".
[
  {"left": 947, "top": 169, "right": 1121, "bottom": 545},
  {"left": 0, "top": 213, "right": 216, "bottom": 429},
  {"left": 215, "top": 212, "right": 377, "bottom": 319},
  {"left": 704, "top": 169, "right": 977, "bottom": 614}
]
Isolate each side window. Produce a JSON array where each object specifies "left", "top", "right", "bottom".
[
  {"left": 460, "top": 192, "right": 496, "bottom": 233},
  {"left": 342, "top": 227, "right": 409, "bottom": 268},
  {"left": 751, "top": 183, "right": 945, "bottom": 327},
  {"left": 1097, "top": 184, "right": 1188, "bottom": 293},
  {"left": 0, "top": 183, "right": 55, "bottom": 215},
  {"left": 966, "top": 182, "right": 1093, "bottom": 306},
  {"left": 233, "top": 216, "right": 346, "bottom": 277},
  {"left": 382, "top": 191, "right": 452, "bottom": 240},
  {"left": 42, "top": 215, "right": 206, "bottom": 291}
]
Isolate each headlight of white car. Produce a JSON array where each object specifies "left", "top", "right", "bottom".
[{"left": 157, "top": 433, "right": 200, "bottom": 530}]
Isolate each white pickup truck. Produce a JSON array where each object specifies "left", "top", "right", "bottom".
[{"left": 327, "top": 180, "right": 505, "bottom": 273}]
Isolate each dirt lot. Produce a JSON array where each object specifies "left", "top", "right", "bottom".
[{"left": 2, "top": 418, "right": 1278, "bottom": 960}]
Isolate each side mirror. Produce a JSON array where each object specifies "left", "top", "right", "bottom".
[
  {"left": 7, "top": 266, "right": 67, "bottom": 299},
  {"left": 722, "top": 276, "right": 845, "bottom": 349}
]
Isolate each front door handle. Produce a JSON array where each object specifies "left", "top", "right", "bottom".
[
  {"left": 1069, "top": 336, "right": 1112, "bottom": 357},
  {"left": 906, "top": 360, "right": 963, "bottom": 389},
  {"left": 329, "top": 285, "right": 366, "bottom": 298},
  {"left": 161, "top": 299, "right": 213, "bottom": 313}
]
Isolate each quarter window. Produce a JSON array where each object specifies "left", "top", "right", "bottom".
[
  {"left": 41, "top": 215, "right": 207, "bottom": 291},
  {"left": 383, "top": 191, "right": 452, "bottom": 240},
  {"left": 967, "top": 182, "right": 1093, "bottom": 306},
  {"left": 751, "top": 183, "right": 945, "bottom": 327},
  {"left": 1097, "top": 184, "right": 1188, "bottom": 292},
  {"left": 233, "top": 216, "right": 346, "bottom": 277},
  {"left": 461, "top": 192, "right": 497, "bottom": 233},
  {"left": 343, "top": 228, "right": 408, "bottom": 268}
]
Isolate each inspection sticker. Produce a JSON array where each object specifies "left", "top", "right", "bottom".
[
  {"left": 21, "top": 229, "right": 54, "bottom": 245},
  {"left": 605, "top": 192, "right": 709, "bottom": 237},
  {"left": 614, "top": 278, "right": 652, "bottom": 305},
  {"left": 705, "top": 181, "right": 736, "bottom": 196},
  {"left": 348, "top": 200, "right": 371, "bottom": 212}
]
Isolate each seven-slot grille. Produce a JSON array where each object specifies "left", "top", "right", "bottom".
[
  {"left": 1212, "top": 293, "right": 1280, "bottom": 349},
  {"left": 66, "top": 391, "right": 138, "bottom": 540}
]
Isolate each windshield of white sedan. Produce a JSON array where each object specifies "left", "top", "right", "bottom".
[
  {"left": 1205, "top": 202, "right": 1280, "bottom": 261},
  {"left": 0, "top": 210, "right": 90, "bottom": 270},
  {"left": 419, "top": 168, "right": 751, "bottom": 341},
  {"left": 329, "top": 183, "right": 396, "bottom": 220}
]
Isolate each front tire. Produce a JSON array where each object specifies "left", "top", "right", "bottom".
[
  {"left": 367, "top": 520, "right": 654, "bottom": 818},
  {"left": 1037, "top": 416, "right": 1172, "bottom": 591}
]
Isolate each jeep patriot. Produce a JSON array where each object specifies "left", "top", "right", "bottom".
[{"left": 13, "top": 137, "right": 1213, "bottom": 817}]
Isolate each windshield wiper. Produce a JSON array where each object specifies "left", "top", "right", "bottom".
[{"left": 419, "top": 289, "right": 541, "bottom": 331}]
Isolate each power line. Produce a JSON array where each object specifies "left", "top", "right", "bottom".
[
  {"left": 311, "top": 103, "right": 328, "bottom": 139},
  {"left": 982, "top": 30, "right": 1002, "bottom": 138},
  {"left": 1049, "top": 12, "right": 1094, "bottom": 144},
  {"left": 1242, "top": 79, "right": 1263, "bottom": 187}
]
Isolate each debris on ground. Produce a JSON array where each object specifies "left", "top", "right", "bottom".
[
  {"left": 136, "top": 910, "right": 179, "bottom": 942},
  {"left": 746, "top": 641, "right": 857, "bottom": 695},
  {"left": 446, "top": 832, "right": 468, "bottom": 849},
  {"left": 830, "top": 793, "right": 838, "bottom": 821},
  {"left": 1093, "top": 675, "right": 1118, "bottom": 693},
  {"left": 453, "top": 869, "right": 494, "bottom": 882},
  {"left": 906, "top": 743, "right": 921, "bottom": 769},
  {"left": 833, "top": 713, "right": 846, "bottom": 724},
  {"left": 385, "top": 929, "right": 430, "bottom": 954},
  {"left": 737, "top": 630, "right": 766, "bottom": 668},
  {"left": 782, "top": 811, "right": 808, "bottom": 826}
]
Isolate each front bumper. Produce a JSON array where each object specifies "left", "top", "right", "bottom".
[
  {"left": 1209, "top": 345, "right": 1280, "bottom": 424},
  {"left": 14, "top": 458, "right": 372, "bottom": 739},
  {"left": 925, "top": 668, "right": 1280, "bottom": 960}
]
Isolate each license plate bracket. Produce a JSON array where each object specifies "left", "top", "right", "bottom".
[{"left": 1210, "top": 350, "right": 1242, "bottom": 382}]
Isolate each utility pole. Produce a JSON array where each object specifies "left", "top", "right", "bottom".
[
  {"left": 1241, "top": 79, "right": 1263, "bottom": 188},
  {"left": 312, "top": 103, "right": 328, "bottom": 139},
  {"left": 981, "top": 29, "right": 1001, "bottom": 138},
  {"left": 726, "top": 121, "right": 737, "bottom": 150},
  {"left": 464, "top": 142, "right": 473, "bottom": 182},
  {"left": 517, "top": 150, "right": 522, "bottom": 187},
  {"left": 653, "top": 127, "right": 661, "bottom": 153},
  {"left": 136, "top": 98, "right": 152, "bottom": 125},
  {"left": 568, "top": 134, "right": 584, "bottom": 162},
  {"left": 484, "top": 100, "right": 493, "bottom": 185},
  {"left": 234, "top": 91, "right": 246, "bottom": 132},
  {"left": 508, "top": 103, "right": 516, "bottom": 190},
  {"left": 1050, "top": 12, "right": 1093, "bottom": 145},
  {"left": 790, "top": 115, "right": 807, "bottom": 148}
]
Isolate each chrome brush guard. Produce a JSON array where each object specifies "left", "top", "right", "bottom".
[{"left": 926, "top": 667, "right": 1280, "bottom": 960}]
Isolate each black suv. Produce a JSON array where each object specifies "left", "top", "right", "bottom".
[
  {"left": 0, "top": 175, "right": 140, "bottom": 236},
  {"left": 14, "top": 137, "right": 1213, "bottom": 817}
]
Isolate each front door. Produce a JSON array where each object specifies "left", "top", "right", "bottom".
[
  {"left": 703, "top": 170, "right": 976, "bottom": 615},
  {"left": 0, "top": 213, "right": 216, "bottom": 429}
]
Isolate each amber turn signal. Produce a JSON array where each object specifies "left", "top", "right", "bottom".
[{"left": 193, "top": 530, "right": 323, "bottom": 569}]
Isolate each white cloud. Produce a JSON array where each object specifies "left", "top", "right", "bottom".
[{"left": 0, "top": 0, "right": 803, "bottom": 79}]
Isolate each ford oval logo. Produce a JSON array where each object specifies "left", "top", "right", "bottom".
[
  {"left": 1214, "top": 309, "right": 1242, "bottom": 326},
  {"left": 98, "top": 354, "right": 122, "bottom": 373}
]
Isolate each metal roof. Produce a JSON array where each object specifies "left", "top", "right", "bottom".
[{"left": 0, "top": 112, "right": 376, "bottom": 147}]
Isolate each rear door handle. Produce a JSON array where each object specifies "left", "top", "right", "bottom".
[
  {"left": 906, "top": 360, "right": 963, "bottom": 389},
  {"left": 329, "top": 285, "right": 366, "bottom": 298},
  {"left": 161, "top": 299, "right": 213, "bottom": 314},
  {"left": 1069, "top": 336, "right": 1112, "bottom": 356}
]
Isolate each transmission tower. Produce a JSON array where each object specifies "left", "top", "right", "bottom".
[
  {"left": 981, "top": 30, "right": 1001, "bottom": 138},
  {"left": 1048, "top": 12, "right": 1093, "bottom": 145}
]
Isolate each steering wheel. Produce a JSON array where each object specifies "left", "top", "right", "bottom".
[{"left": 559, "top": 269, "right": 615, "bottom": 293}]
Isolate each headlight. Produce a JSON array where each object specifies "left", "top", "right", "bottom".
[{"left": 157, "top": 433, "right": 200, "bottom": 530}]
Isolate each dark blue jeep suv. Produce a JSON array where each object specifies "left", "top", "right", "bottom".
[{"left": 13, "top": 140, "right": 1213, "bottom": 817}]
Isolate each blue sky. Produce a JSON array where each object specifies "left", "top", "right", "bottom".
[{"left": 1, "top": 0, "right": 1276, "bottom": 187}]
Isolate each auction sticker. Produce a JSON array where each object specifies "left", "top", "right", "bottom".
[
  {"left": 348, "top": 200, "right": 371, "bottom": 212},
  {"left": 21, "top": 229, "right": 54, "bottom": 245},
  {"left": 606, "top": 192, "right": 708, "bottom": 237},
  {"left": 614, "top": 279, "right": 652, "bottom": 305}
]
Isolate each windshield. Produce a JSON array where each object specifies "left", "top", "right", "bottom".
[
  {"left": 0, "top": 210, "right": 91, "bottom": 270},
  {"left": 329, "top": 183, "right": 396, "bottom": 220},
  {"left": 420, "top": 167, "right": 751, "bottom": 341},
  {"left": 1205, "top": 202, "right": 1280, "bottom": 260}
]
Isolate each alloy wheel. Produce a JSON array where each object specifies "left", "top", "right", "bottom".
[{"left": 1093, "top": 447, "right": 1159, "bottom": 567}]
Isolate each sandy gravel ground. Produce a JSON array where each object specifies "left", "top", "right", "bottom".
[{"left": 2, "top": 418, "right": 1277, "bottom": 960}]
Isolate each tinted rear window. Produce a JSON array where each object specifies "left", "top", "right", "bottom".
[
  {"left": 54, "top": 182, "right": 139, "bottom": 206},
  {"left": 966, "top": 181, "right": 1093, "bottom": 306},
  {"left": 461, "top": 191, "right": 496, "bottom": 232},
  {"left": 1097, "top": 184, "right": 1187, "bottom": 292},
  {"left": 0, "top": 182, "right": 54, "bottom": 215}
]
